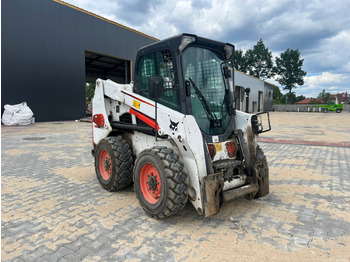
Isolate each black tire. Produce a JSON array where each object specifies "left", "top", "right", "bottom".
[
  {"left": 323, "top": 108, "right": 328, "bottom": 113},
  {"left": 336, "top": 108, "right": 342, "bottom": 113},
  {"left": 95, "top": 136, "right": 133, "bottom": 191},
  {"left": 134, "top": 146, "right": 189, "bottom": 219},
  {"left": 254, "top": 145, "right": 269, "bottom": 199}
]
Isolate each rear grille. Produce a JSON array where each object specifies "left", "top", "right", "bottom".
[{"left": 119, "top": 113, "right": 132, "bottom": 124}]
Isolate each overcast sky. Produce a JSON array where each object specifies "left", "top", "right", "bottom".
[{"left": 64, "top": 0, "right": 350, "bottom": 98}]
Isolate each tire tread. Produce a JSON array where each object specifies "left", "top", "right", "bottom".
[
  {"left": 134, "top": 147, "right": 189, "bottom": 219},
  {"left": 96, "top": 136, "right": 133, "bottom": 191}
]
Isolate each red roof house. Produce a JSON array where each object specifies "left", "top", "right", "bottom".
[
  {"left": 296, "top": 98, "right": 326, "bottom": 104},
  {"left": 334, "top": 92, "right": 349, "bottom": 104}
]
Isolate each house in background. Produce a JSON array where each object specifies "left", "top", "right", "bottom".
[
  {"left": 296, "top": 98, "right": 326, "bottom": 104},
  {"left": 331, "top": 92, "right": 350, "bottom": 104}
]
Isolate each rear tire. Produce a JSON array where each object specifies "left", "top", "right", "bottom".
[
  {"left": 134, "top": 147, "right": 189, "bottom": 219},
  {"left": 95, "top": 136, "right": 133, "bottom": 191},
  {"left": 336, "top": 108, "right": 342, "bottom": 113}
]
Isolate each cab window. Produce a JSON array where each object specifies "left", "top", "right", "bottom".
[{"left": 136, "top": 50, "right": 179, "bottom": 111}]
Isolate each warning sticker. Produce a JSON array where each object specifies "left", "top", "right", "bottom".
[
  {"left": 214, "top": 143, "right": 222, "bottom": 152},
  {"left": 133, "top": 100, "right": 140, "bottom": 109}
]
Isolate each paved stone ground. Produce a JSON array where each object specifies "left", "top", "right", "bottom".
[{"left": 1, "top": 113, "right": 350, "bottom": 261}]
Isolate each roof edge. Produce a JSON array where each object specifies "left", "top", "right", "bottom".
[
  {"left": 234, "top": 69, "right": 275, "bottom": 86},
  {"left": 53, "top": 0, "right": 159, "bottom": 42}
]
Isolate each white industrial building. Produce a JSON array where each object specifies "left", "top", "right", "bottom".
[{"left": 233, "top": 70, "right": 274, "bottom": 112}]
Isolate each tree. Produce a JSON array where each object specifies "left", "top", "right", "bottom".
[
  {"left": 273, "top": 85, "right": 283, "bottom": 104},
  {"left": 281, "top": 92, "right": 297, "bottom": 104},
  {"left": 245, "top": 39, "right": 274, "bottom": 80},
  {"left": 276, "top": 93, "right": 305, "bottom": 105},
  {"left": 86, "top": 83, "right": 96, "bottom": 102},
  {"left": 272, "top": 86, "right": 304, "bottom": 105},
  {"left": 296, "top": 95, "right": 306, "bottom": 103},
  {"left": 231, "top": 49, "right": 249, "bottom": 73},
  {"left": 274, "top": 49, "right": 306, "bottom": 103},
  {"left": 317, "top": 89, "right": 331, "bottom": 103}
]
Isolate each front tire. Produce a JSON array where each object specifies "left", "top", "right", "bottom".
[
  {"left": 254, "top": 145, "right": 269, "bottom": 199},
  {"left": 95, "top": 136, "right": 133, "bottom": 191},
  {"left": 134, "top": 147, "right": 189, "bottom": 219}
]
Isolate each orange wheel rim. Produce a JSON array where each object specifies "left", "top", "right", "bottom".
[
  {"left": 140, "top": 163, "right": 161, "bottom": 204},
  {"left": 99, "top": 149, "right": 112, "bottom": 180}
]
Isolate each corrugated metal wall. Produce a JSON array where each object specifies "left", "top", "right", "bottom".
[{"left": 1, "top": 0, "right": 156, "bottom": 121}]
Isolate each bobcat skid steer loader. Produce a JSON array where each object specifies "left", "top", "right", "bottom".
[{"left": 91, "top": 34, "right": 271, "bottom": 218}]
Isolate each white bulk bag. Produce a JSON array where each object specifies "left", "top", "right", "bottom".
[{"left": 2, "top": 102, "right": 34, "bottom": 125}]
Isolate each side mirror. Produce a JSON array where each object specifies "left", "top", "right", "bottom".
[{"left": 149, "top": 75, "right": 163, "bottom": 100}]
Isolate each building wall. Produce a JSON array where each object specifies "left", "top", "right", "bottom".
[
  {"left": 233, "top": 70, "right": 273, "bottom": 112},
  {"left": 1, "top": 0, "right": 157, "bottom": 121}
]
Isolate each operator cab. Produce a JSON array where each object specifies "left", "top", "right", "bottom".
[{"left": 133, "top": 34, "right": 235, "bottom": 141}]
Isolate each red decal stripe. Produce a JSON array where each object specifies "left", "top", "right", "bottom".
[
  {"left": 122, "top": 91, "right": 155, "bottom": 107},
  {"left": 129, "top": 108, "right": 159, "bottom": 130}
]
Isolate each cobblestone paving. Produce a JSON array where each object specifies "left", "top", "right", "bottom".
[{"left": 1, "top": 120, "right": 350, "bottom": 261}]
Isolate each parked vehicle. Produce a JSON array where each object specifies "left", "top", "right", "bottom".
[{"left": 311, "top": 102, "right": 343, "bottom": 113}]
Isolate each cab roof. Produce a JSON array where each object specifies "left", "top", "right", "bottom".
[{"left": 137, "top": 33, "right": 234, "bottom": 60}]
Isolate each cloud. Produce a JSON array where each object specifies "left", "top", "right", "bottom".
[
  {"left": 304, "top": 30, "right": 350, "bottom": 74},
  {"left": 299, "top": 72, "right": 350, "bottom": 97},
  {"left": 63, "top": 0, "right": 350, "bottom": 53},
  {"left": 62, "top": 0, "right": 350, "bottom": 97},
  {"left": 304, "top": 72, "right": 344, "bottom": 88}
]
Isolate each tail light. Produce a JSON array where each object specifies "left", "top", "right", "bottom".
[
  {"left": 93, "top": 114, "right": 105, "bottom": 128},
  {"left": 207, "top": 144, "right": 216, "bottom": 160},
  {"left": 226, "top": 141, "right": 237, "bottom": 158}
]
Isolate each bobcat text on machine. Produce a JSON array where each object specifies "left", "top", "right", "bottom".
[{"left": 91, "top": 33, "right": 271, "bottom": 218}]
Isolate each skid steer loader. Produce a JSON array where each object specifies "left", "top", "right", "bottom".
[{"left": 91, "top": 34, "right": 271, "bottom": 218}]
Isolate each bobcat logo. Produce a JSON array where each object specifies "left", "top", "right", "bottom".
[{"left": 169, "top": 120, "right": 179, "bottom": 131}]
